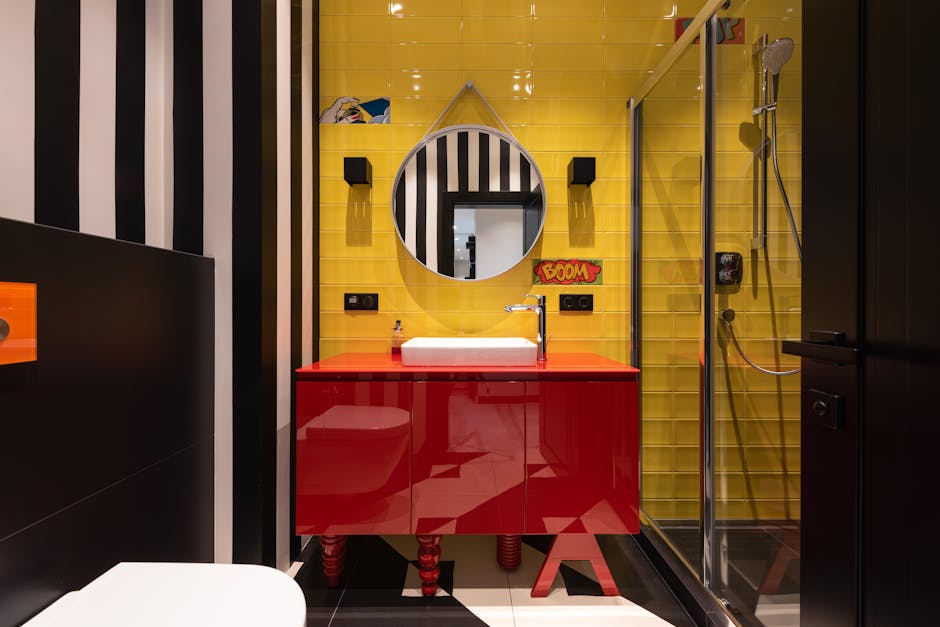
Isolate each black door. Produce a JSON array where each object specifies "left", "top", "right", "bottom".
[
  {"left": 798, "top": 2, "right": 863, "bottom": 624},
  {"left": 799, "top": 1, "right": 937, "bottom": 625}
]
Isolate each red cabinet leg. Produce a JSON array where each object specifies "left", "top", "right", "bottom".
[
  {"left": 531, "top": 534, "right": 619, "bottom": 597},
  {"left": 320, "top": 535, "right": 348, "bottom": 587},
  {"left": 497, "top": 534, "right": 521, "bottom": 570},
  {"left": 416, "top": 534, "right": 442, "bottom": 596}
]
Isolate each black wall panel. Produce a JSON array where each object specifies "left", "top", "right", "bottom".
[
  {"left": 0, "top": 218, "right": 214, "bottom": 626},
  {"left": 232, "top": 0, "right": 279, "bottom": 566}
]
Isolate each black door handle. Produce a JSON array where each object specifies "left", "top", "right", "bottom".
[{"left": 781, "top": 330, "right": 860, "bottom": 365}]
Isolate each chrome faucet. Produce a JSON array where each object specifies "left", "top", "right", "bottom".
[{"left": 504, "top": 294, "right": 547, "bottom": 361}]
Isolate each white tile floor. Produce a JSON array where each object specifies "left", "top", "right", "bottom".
[{"left": 386, "top": 535, "right": 678, "bottom": 627}]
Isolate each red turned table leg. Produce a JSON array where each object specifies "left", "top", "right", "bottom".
[
  {"left": 531, "top": 534, "right": 619, "bottom": 597},
  {"left": 497, "top": 534, "right": 522, "bottom": 570},
  {"left": 416, "top": 534, "right": 442, "bottom": 597},
  {"left": 320, "top": 535, "right": 348, "bottom": 587}
]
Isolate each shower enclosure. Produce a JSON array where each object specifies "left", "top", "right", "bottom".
[{"left": 629, "top": 2, "right": 802, "bottom": 625}]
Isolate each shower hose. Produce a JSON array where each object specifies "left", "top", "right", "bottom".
[{"left": 719, "top": 309, "right": 800, "bottom": 376}]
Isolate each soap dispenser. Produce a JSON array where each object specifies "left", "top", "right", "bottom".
[{"left": 391, "top": 320, "right": 404, "bottom": 356}]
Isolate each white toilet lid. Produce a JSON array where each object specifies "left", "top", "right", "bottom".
[{"left": 23, "top": 562, "right": 306, "bottom": 627}]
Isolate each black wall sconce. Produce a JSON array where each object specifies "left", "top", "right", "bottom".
[
  {"left": 567, "top": 157, "right": 595, "bottom": 187},
  {"left": 344, "top": 157, "right": 372, "bottom": 186}
]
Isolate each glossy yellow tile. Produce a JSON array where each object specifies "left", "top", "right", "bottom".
[
  {"left": 460, "top": 16, "right": 532, "bottom": 43},
  {"left": 389, "top": 0, "right": 461, "bottom": 17},
  {"left": 533, "top": 17, "right": 602, "bottom": 44},
  {"left": 320, "top": 15, "right": 390, "bottom": 43},
  {"left": 390, "top": 71, "right": 461, "bottom": 98},
  {"left": 533, "top": 43, "right": 604, "bottom": 72},
  {"left": 320, "top": 70, "right": 390, "bottom": 98},
  {"left": 320, "top": 43, "right": 389, "bottom": 70},
  {"left": 460, "top": 0, "right": 532, "bottom": 18},
  {"left": 320, "top": 0, "right": 393, "bottom": 16},
  {"left": 601, "top": 70, "right": 650, "bottom": 99},
  {"left": 531, "top": 0, "right": 603, "bottom": 18},
  {"left": 641, "top": 446, "right": 675, "bottom": 472},
  {"left": 390, "top": 16, "right": 460, "bottom": 43},
  {"left": 746, "top": 0, "right": 802, "bottom": 19},
  {"left": 527, "top": 125, "right": 605, "bottom": 152},
  {"left": 605, "top": 43, "right": 669, "bottom": 72},
  {"left": 532, "top": 72, "right": 604, "bottom": 99},
  {"left": 605, "top": 18, "right": 675, "bottom": 45},
  {"left": 320, "top": 338, "right": 389, "bottom": 359},
  {"left": 607, "top": 1, "right": 678, "bottom": 19},
  {"left": 461, "top": 43, "right": 533, "bottom": 71},
  {"left": 643, "top": 98, "right": 701, "bottom": 124},
  {"left": 391, "top": 42, "right": 460, "bottom": 70},
  {"left": 321, "top": 312, "right": 398, "bottom": 338},
  {"left": 320, "top": 258, "right": 395, "bottom": 286}
]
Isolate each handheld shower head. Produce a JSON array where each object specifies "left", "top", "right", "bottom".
[
  {"left": 761, "top": 37, "right": 794, "bottom": 75},
  {"left": 760, "top": 37, "right": 794, "bottom": 107}
]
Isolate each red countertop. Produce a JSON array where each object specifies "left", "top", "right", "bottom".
[{"left": 296, "top": 352, "right": 639, "bottom": 382}]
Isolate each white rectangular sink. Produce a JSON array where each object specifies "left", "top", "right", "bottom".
[{"left": 400, "top": 337, "right": 537, "bottom": 367}]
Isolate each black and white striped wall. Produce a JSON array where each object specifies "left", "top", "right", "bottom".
[{"left": 0, "top": 0, "right": 315, "bottom": 569}]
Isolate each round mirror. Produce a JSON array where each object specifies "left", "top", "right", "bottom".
[{"left": 392, "top": 124, "right": 546, "bottom": 281}]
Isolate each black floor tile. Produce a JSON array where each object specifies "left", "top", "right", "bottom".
[
  {"left": 299, "top": 536, "right": 488, "bottom": 627},
  {"left": 296, "top": 534, "right": 697, "bottom": 627},
  {"left": 656, "top": 523, "right": 801, "bottom": 626},
  {"left": 598, "top": 535, "right": 697, "bottom": 627}
]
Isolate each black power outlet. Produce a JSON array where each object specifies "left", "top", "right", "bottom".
[
  {"left": 560, "top": 293, "right": 593, "bottom": 312},
  {"left": 344, "top": 292, "right": 379, "bottom": 311}
]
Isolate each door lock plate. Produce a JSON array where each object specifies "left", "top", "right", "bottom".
[{"left": 807, "top": 388, "right": 844, "bottom": 430}]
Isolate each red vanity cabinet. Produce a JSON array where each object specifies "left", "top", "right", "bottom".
[
  {"left": 295, "top": 354, "right": 639, "bottom": 595},
  {"left": 295, "top": 379, "right": 411, "bottom": 535},
  {"left": 411, "top": 381, "right": 526, "bottom": 535},
  {"left": 524, "top": 381, "right": 639, "bottom": 534}
]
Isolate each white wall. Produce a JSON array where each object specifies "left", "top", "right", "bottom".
[
  {"left": 276, "top": 0, "right": 292, "bottom": 572},
  {"left": 79, "top": 0, "right": 117, "bottom": 238},
  {"left": 203, "top": 0, "right": 234, "bottom": 565},
  {"left": 0, "top": 0, "right": 35, "bottom": 223},
  {"left": 145, "top": 0, "right": 173, "bottom": 248}
]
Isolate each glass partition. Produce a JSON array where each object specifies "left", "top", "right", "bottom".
[
  {"left": 638, "top": 40, "right": 703, "bottom": 570},
  {"left": 632, "top": 2, "right": 802, "bottom": 625},
  {"left": 711, "top": 2, "right": 802, "bottom": 623}
]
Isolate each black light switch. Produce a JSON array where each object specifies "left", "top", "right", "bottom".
[{"left": 344, "top": 292, "right": 378, "bottom": 311}]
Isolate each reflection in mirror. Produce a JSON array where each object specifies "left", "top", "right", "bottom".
[
  {"left": 454, "top": 205, "right": 526, "bottom": 280},
  {"left": 392, "top": 125, "right": 545, "bottom": 281}
]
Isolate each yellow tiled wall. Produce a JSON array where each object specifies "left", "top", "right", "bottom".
[
  {"left": 639, "top": 38, "right": 705, "bottom": 522},
  {"left": 712, "top": 0, "right": 802, "bottom": 522},
  {"left": 320, "top": 0, "right": 801, "bottom": 522},
  {"left": 638, "top": 0, "right": 802, "bottom": 522},
  {"left": 318, "top": 0, "right": 709, "bottom": 361}
]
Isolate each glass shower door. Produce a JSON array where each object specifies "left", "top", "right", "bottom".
[
  {"left": 631, "top": 4, "right": 803, "bottom": 625},
  {"left": 636, "top": 41, "right": 704, "bottom": 573},
  {"left": 710, "top": 1, "right": 802, "bottom": 624}
]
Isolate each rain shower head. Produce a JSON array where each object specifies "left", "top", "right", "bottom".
[{"left": 761, "top": 37, "right": 794, "bottom": 75}]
